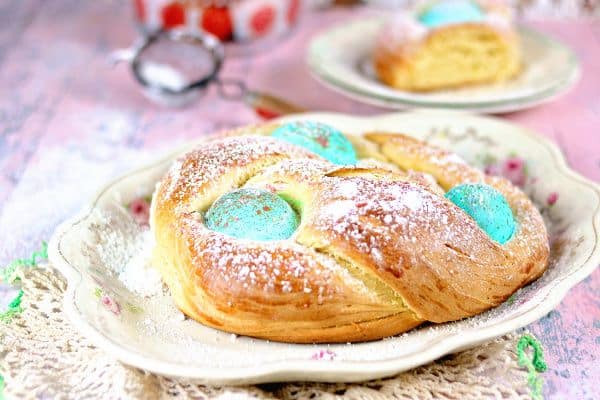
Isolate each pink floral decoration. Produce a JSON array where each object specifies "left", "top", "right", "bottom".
[
  {"left": 311, "top": 349, "right": 336, "bottom": 361},
  {"left": 501, "top": 157, "right": 527, "bottom": 187},
  {"left": 484, "top": 156, "right": 528, "bottom": 187},
  {"left": 546, "top": 192, "right": 559, "bottom": 206},
  {"left": 129, "top": 198, "right": 150, "bottom": 225},
  {"left": 101, "top": 294, "right": 121, "bottom": 315}
]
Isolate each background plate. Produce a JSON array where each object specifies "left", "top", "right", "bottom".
[
  {"left": 49, "top": 111, "right": 599, "bottom": 385},
  {"left": 307, "top": 19, "right": 580, "bottom": 113}
]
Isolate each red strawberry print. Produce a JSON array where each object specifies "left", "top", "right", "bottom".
[
  {"left": 201, "top": 6, "right": 233, "bottom": 41},
  {"left": 251, "top": 5, "right": 275, "bottom": 36},
  {"left": 133, "top": 0, "right": 146, "bottom": 21},
  {"left": 161, "top": 2, "right": 185, "bottom": 29},
  {"left": 287, "top": 0, "right": 301, "bottom": 24}
]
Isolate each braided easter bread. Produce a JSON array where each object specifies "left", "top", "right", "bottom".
[{"left": 150, "top": 122, "right": 548, "bottom": 343}]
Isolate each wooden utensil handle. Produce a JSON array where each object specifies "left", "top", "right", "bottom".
[{"left": 244, "top": 91, "right": 306, "bottom": 119}]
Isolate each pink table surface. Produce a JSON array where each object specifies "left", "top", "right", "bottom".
[{"left": 0, "top": 1, "right": 598, "bottom": 398}]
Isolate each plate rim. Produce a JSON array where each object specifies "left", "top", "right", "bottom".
[
  {"left": 310, "top": 67, "right": 580, "bottom": 114},
  {"left": 49, "top": 111, "right": 600, "bottom": 384},
  {"left": 307, "top": 21, "right": 581, "bottom": 113}
]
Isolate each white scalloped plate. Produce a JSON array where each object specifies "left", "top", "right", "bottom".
[
  {"left": 308, "top": 18, "right": 580, "bottom": 113},
  {"left": 49, "top": 111, "right": 600, "bottom": 385}
]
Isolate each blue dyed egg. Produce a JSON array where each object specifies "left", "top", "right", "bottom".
[
  {"left": 271, "top": 121, "right": 357, "bottom": 165},
  {"left": 445, "top": 183, "right": 515, "bottom": 244},
  {"left": 418, "top": 0, "right": 484, "bottom": 28},
  {"left": 205, "top": 188, "right": 298, "bottom": 241}
]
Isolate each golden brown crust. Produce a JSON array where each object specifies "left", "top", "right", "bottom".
[
  {"left": 373, "top": 23, "right": 521, "bottom": 92},
  {"left": 151, "top": 127, "right": 549, "bottom": 343},
  {"left": 363, "top": 133, "right": 548, "bottom": 321}
]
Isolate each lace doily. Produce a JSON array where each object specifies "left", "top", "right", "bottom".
[{"left": 0, "top": 264, "right": 541, "bottom": 399}]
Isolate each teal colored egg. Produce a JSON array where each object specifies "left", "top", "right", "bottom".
[
  {"left": 418, "top": 0, "right": 484, "bottom": 28},
  {"left": 445, "top": 183, "right": 516, "bottom": 244},
  {"left": 271, "top": 121, "right": 357, "bottom": 165},
  {"left": 205, "top": 188, "right": 299, "bottom": 241}
]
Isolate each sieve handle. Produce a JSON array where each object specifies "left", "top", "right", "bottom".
[
  {"left": 216, "top": 77, "right": 305, "bottom": 119},
  {"left": 244, "top": 91, "right": 306, "bottom": 119}
]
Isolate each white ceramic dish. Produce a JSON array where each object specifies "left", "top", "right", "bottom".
[
  {"left": 49, "top": 111, "right": 600, "bottom": 385},
  {"left": 307, "top": 18, "right": 580, "bottom": 113}
]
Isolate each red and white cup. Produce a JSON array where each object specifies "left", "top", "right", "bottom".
[{"left": 133, "top": 0, "right": 303, "bottom": 42}]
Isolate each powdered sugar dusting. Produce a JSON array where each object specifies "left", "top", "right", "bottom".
[
  {"left": 377, "top": 13, "right": 427, "bottom": 54},
  {"left": 185, "top": 222, "right": 344, "bottom": 304},
  {"left": 320, "top": 200, "right": 355, "bottom": 222},
  {"left": 310, "top": 176, "right": 445, "bottom": 261},
  {"left": 119, "top": 230, "right": 163, "bottom": 297},
  {"left": 159, "top": 136, "right": 314, "bottom": 202},
  {"left": 399, "top": 190, "right": 423, "bottom": 211},
  {"left": 337, "top": 180, "right": 359, "bottom": 198},
  {"left": 377, "top": 1, "right": 516, "bottom": 56}
]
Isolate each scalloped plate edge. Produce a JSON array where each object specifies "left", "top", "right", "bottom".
[{"left": 49, "top": 111, "right": 600, "bottom": 384}]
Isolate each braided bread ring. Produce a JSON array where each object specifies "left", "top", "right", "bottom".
[{"left": 151, "top": 126, "right": 548, "bottom": 343}]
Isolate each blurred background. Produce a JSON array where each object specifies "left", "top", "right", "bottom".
[{"left": 361, "top": 0, "right": 599, "bottom": 16}]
